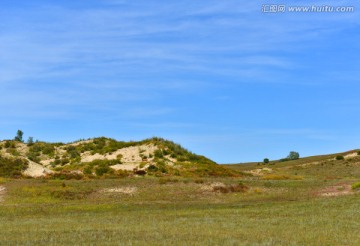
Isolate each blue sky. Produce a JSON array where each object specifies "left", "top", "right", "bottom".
[{"left": 1, "top": 0, "right": 359, "bottom": 163}]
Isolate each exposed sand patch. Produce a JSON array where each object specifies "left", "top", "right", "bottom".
[
  {"left": 245, "top": 167, "right": 273, "bottom": 176},
  {"left": 40, "top": 159, "right": 56, "bottom": 167},
  {"left": 102, "top": 187, "right": 137, "bottom": 194},
  {"left": 295, "top": 161, "right": 320, "bottom": 168},
  {"left": 344, "top": 152, "right": 359, "bottom": 159},
  {"left": 81, "top": 153, "right": 106, "bottom": 162},
  {"left": 80, "top": 144, "right": 158, "bottom": 163},
  {"left": 106, "top": 145, "right": 158, "bottom": 162},
  {"left": 319, "top": 184, "right": 353, "bottom": 197},
  {"left": 15, "top": 143, "right": 29, "bottom": 156},
  {"left": 23, "top": 161, "right": 54, "bottom": 178},
  {"left": 0, "top": 186, "right": 5, "bottom": 202}
]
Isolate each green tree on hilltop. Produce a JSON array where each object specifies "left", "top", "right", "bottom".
[
  {"left": 14, "top": 130, "right": 24, "bottom": 142},
  {"left": 287, "top": 151, "right": 300, "bottom": 160}
]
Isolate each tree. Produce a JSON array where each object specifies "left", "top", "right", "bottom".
[
  {"left": 27, "top": 137, "right": 34, "bottom": 146},
  {"left": 263, "top": 158, "right": 269, "bottom": 164},
  {"left": 287, "top": 151, "right": 300, "bottom": 160},
  {"left": 14, "top": 130, "right": 24, "bottom": 142}
]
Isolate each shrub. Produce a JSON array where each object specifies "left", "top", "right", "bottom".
[
  {"left": 154, "top": 149, "right": 163, "bottom": 158},
  {"left": 95, "top": 166, "right": 112, "bottom": 176},
  {"left": 4, "top": 141, "right": 11, "bottom": 148},
  {"left": 357, "top": 151, "right": 360, "bottom": 156},
  {"left": 0, "top": 155, "right": 28, "bottom": 177},
  {"left": 351, "top": 182, "right": 360, "bottom": 190},
  {"left": 159, "top": 178, "right": 179, "bottom": 184},
  {"left": 263, "top": 158, "right": 269, "bottom": 164},
  {"left": 4, "top": 141, "right": 15, "bottom": 149},
  {"left": 212, "top": 183, "right": 249, "bottom": 193},
  {"left": 48, "top": 171, "right": 84, "bottom": 180},
  {"left": 42, "top": 145, "right": 55, "bottom": 156},
  {"left": 134, "top": 170, "right": 146, "bottom": 176},
  {"left": 194, "top": 179, "right": 205, "bottom": 184},
  {"left": 147, "top": 165, "right": 158, "bottom": 172},
  {"left": 83, "top": 166, "right": 93, "bottom": 175},
  {"left": 27, "top": 152, "right": 41, "bottom": 163},
  {"left": 335, "top": 155, "right": 344, "bottom": 160},
  {"left": 115, "top": 169, "right": 130, "bottom": 177}
]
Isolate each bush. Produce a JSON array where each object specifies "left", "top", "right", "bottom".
[
  {"left": 159, "top": 178, "right": 179, "bottom": 184},
  {"left": 335, "top": 155, "right": 344, "bottom": 160},
  {"left": 83, "top": 166, "right": 93, "bottom": 175},
  {"left": 0, "top": 155, "right": 28, "bottom": 177},
  {"left": 213, "top": 183, "right": 249, "bottom": 193},
  {"left": 95, "top": 166, "right": 112, "bottom": 176},
  {"left": 154, "top": 149, "right": 163, "bottom": 158},
  {"left": 357, "top": 151, "right": 360, "bottom": 156},
  {"left": 134, "top": 170, "right": 146, "bottom": 176},
  {"left": 351, "top": 182, "right": 360, "bottom": 190},
  {"left": 49, "top": 171, "right": 84, "bottom": 180},
  {"left": 4, "top": 141, "right": 15, "bottom": 149},
  {"left": 263, "top": 158, "right": 269, "bottom": 164}
]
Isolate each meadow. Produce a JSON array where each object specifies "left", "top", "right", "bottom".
[{"left": 1, "top": 165, "right": 360, "bottom": 246}]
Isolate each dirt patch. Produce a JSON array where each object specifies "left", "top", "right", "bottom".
[
  {"left": 0, "top": 186, "right": 5, "bottom": 202},
  {"left": 200, "top": 182, "right": 248, "bottom": 193},
  {"left": 102, "top": 187, "right": 137, "bottom": 195},
  {"left": 200, "top": 182, "right": 226, "bottom": 192},
  {"left": 318, "top": 184, "right": 353, "bottom": 197}
]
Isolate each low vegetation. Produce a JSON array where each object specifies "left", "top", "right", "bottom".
[{"left": 0, "top": 155, "right": 28, "bottom": 177}]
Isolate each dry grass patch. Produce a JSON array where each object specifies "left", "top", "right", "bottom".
[
  {"left": 318, "top": 184, "right": 353, "bottom": 197},
  {"left": 200, "top": 182, "right": 249, "bottom": 193},
  {"left": 262, "top": 174, "right": 303, "bottom": 180}
]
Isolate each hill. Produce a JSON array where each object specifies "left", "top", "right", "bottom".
[
  {"left": 0, "top": 137, "right": 236, "bottom": 178},
  {"left": 225, "top": 149, "right": 360, "bottom": 180}
]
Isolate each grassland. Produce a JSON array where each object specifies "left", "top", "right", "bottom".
[{"left": 0, "top": 149, "right": 360, "bottom": 245}]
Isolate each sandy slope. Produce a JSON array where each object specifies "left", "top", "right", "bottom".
[
  {"left": 23, "top": 161, "right": 54, "bottom": 178},
  {"left": 81, "top": 144, "right": 158, "bottom": 163}
]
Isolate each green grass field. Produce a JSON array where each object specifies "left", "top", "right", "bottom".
[
  {"left": 1, "top": 151, "right": 360, "bottom": 245},
  {"left": 0, "top": 178, "right": 359, "bottom": 245}
]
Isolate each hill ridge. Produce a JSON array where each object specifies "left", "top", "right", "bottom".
[{"left": 0, "top": 137, "right": 236, "bottom": 178}]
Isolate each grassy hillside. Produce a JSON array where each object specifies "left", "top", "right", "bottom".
[{"left": 225, "top": 149, "right": 360, "bottom": 178}]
